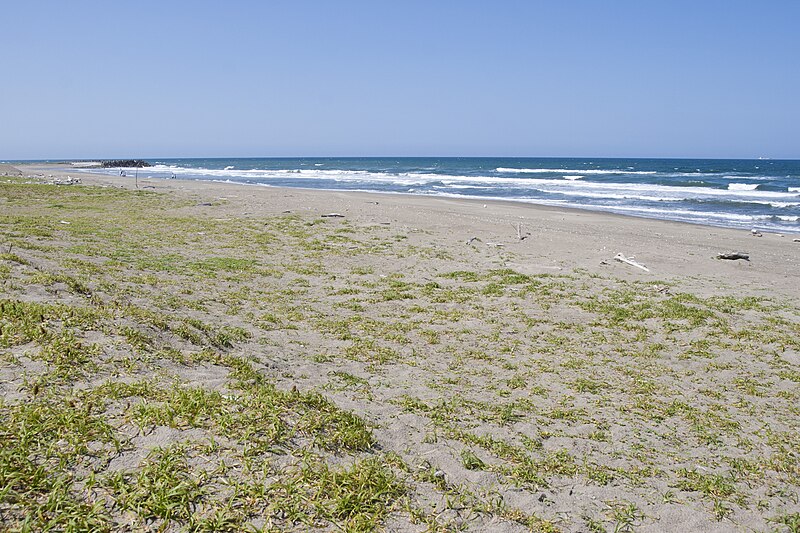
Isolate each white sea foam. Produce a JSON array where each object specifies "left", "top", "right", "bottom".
[
  {"left": 767, "top": 202, "right": 800, "bottom": 208},
  {"left": 646, "top": 172, "right": 779, "bottom": 180},
  {"left": 789, "top": 187, "right": 800, "bottom": 193},
  {"left": 430, "top": 193, "right": 792, "bottom": 229},
  {"left": 432, "top": 184, "right": 488, "bottom": 190},
  {"left": 147, "top": 165, "right": 381, "bottom": 182},
  {"left": 138, "top": 165, "right": 800, "bottom": 205},
  {"left": 563, "top": 175, "right": 584, "bottom": 180},
  {"left": 728, "top": 183, "right": 759, "bottom": 191},
  {"left": 440, "top": 176, "right": 798, "bottom": 202},
  {"left": 662, "top": 172, "right": 717, "bottom": 177},
  {"left": 495, "top": 167, "right": 657, "bottom": 175}
]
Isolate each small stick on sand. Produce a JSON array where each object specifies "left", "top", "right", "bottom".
[
  {"left": 321, "top": 213, "right": 345, "bottom": 218},
  {"left": 613, "top": 253, "right": 650, "bottom": 272},
  {"left": 514, "top": 223, "right": 530, "bottom": 241}
]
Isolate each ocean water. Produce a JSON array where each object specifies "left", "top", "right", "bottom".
[{"left": 87, "top": 157, "right": 800, "bottom": 233}]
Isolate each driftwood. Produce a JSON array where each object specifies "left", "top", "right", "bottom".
[
  {"left": 613, "top": 253, "right": 650, "bottom": 272},
  {"left": 465, "top": 237, "right": 479, "bottom": 245},
  {"left": 321, "top": 213, "right": 344, "bottom": 218},
  {"left": 751, "top": 229, "right": 763, "bottom": 237},
  {"left": 514, "top": 223, "right": 530, "bottom": 241},
  {"left": 716, "top": 252, "right": 750, "bottom": 261},
  {"left": 793, "top": 238, "right": 800, "bottom": 243}
]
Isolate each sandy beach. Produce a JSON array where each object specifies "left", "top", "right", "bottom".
[{"left": 2, "top": 164, "right": 799, "bottom": 531}]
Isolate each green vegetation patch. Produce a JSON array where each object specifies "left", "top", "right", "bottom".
[{"left": 1, "top": 179, "right": 799, "bottom": 531}]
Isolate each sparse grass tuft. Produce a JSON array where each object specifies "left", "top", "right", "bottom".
[{"left": 105, "top": 444, "right": 204, "bottom": 523}]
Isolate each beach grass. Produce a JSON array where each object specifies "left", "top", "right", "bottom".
[{"left": 1, "top": 179, "right": 799, "bottom": 531}]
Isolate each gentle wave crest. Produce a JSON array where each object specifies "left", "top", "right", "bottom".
[{"left": 496, "top": 167, "right": 657, "bottom": 175}]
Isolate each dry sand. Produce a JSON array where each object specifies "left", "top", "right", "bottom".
[{"left": 3, "top": 163, "right": 800, "bottom": 531}]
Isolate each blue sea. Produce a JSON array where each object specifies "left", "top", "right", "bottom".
[{"left": 85, "top": 157, "right": 800, "bottom": 233}]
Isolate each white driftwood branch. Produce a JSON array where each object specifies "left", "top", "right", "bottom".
[
  {"left": 613, "top": 253, "right": 649, "bottom": 272},
  {"left": 513, "top": 223, "right": 530, "bottom": 240}
]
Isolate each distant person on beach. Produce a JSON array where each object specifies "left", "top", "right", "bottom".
[
  {"left": 120, "top": 169, "right": 126, "bottom": 177},
  {"left": 171, "top": 172, "right": 176, "bottom": 179}
]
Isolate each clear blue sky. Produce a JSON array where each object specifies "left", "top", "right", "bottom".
[{"left": 2, "top": 1, "right": 798, "bottom": 159}]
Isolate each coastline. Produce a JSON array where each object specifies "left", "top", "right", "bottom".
[
  {"left": 28, "top": 156, "right": 800, "bottom": 235},
  {"left": 17, "top": 162, "right": 800, "bottom": 299}
]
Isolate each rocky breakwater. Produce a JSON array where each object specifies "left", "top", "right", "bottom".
[{"left": 101, "top": 159, "right": 150, "bottom": 168}]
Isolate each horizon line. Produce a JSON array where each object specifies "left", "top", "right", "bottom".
[{"left": 4, "top": 155, "right": 799, "bottom": 162}]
